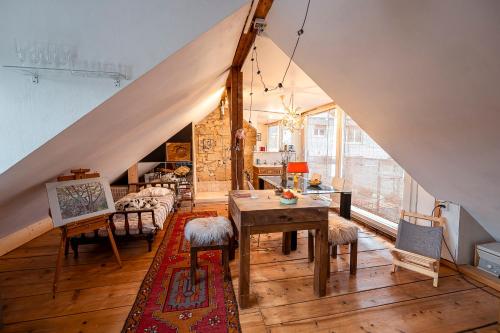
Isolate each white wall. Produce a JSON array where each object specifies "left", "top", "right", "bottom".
[
  {"left": 267, "top": 0, "right": 500, "bottom": 240},
  {"left": 0, "top": 0, "right": 247, "bottom": 173}
]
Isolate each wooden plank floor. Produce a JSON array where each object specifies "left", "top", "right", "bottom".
[{"left": 0, "top": 202, "right": 498, "bottom": 332}]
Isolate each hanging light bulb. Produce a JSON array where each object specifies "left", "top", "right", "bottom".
[{"left": 280, "top": 93, "right": 304, "bottom": 132}]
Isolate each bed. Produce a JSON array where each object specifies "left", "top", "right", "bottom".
[{"left": 68, "top": 182, "right": 177, "bottom": 256}]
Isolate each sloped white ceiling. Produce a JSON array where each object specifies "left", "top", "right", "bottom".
[
  {"left": 0, "top": 0, "right": 246, "bottom": 173},
  {"left": 0, "top": 4, "right": 249, "bottom": 238},
  {"left": 267, "top": 0, "right": 500, "bottom": 239}
]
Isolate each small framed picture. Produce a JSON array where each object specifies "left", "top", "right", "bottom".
[{"left": 46, "top": 177, "right": 116, "bottom": 227}]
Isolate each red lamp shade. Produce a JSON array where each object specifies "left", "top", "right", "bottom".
[{"left": 287, "top": 161, "right": 309, "bottom": 174}]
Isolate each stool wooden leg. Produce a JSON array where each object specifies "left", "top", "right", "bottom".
[
  {"left": 222, "top": 247, "right": 229, "bottom": 280},
  {"left": 350, "top": 240, "right": 358, "bottom": 275},
  {"left": 308, "top": 230, "right": 314, "bottom": 262},
  {"left": 331, "top": 244, "right": 338, "bottom": 259},
  {"left": 190, "top": 247, "right": 197, "bottom": 289}
]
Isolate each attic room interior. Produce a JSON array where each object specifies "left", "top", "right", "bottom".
[{"left": 1, "top": 1, "right": 500, "bottom": 332}]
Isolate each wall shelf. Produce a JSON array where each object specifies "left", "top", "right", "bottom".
[{"left": 2, "top": 65, "right": 128, "bottom": 87}]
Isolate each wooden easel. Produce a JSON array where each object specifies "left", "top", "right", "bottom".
[{"left": 52, "top": 169, "right": 122, "bottom": 297}]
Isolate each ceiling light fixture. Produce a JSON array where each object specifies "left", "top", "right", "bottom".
[{"left": 280, "top": 93, "right": 304, "bottom": 133}]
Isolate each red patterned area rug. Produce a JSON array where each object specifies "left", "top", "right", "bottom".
[{"left": 122, "top": 211, "right": 241, "bottom": 333}]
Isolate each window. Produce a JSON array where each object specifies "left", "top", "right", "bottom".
[
  {"left": 305, "top": 110, "right": 336, "bottom": 181},
  {"left": 342, "top": 115, "right": 404, "bottom": 223},
  {"left": 345, "top": 125, "right": 362, "bottom": 144},
  {"left": 267, "top": 124, "right": 279, "bottom": 152},
  {"left": 313, "top": 125, "right": 326, "bottom": 137},
  {"left": 282, "top": 127, "right": 292, "bottom": 146}
]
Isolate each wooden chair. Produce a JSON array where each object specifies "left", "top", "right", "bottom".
[{"left": 391, "top": 210, "right": 445, "bottom": 287}]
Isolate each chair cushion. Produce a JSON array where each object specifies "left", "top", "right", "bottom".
[
  {"left": 395, "top": 219, "right": 443, "bottom": 259},
  {"left": 328, "top": 215, "right": 358, "bottom": 245},
  {"left": 310, "top": 215, "right": 358, "bottom": 245},
  {"left": 185, "top": 216, "right": 233, "bottom": 246}
]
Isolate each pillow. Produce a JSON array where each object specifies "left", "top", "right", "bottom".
[
  {"left": 138, "top": 186, "right": 173, "bottom": 197},
  {"left": 115, "top": 196, "right": 159, "bottom": 211},
  {"left": 115, "top": 197, "right": 140, "bottom": 211}
]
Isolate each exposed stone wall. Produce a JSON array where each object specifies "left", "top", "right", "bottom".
[
  {"left": 195, "top": 108, "right": 231, "bottom": 183},
  {"left": 194, "top": 108, "right": 256, "bottom": 191}
]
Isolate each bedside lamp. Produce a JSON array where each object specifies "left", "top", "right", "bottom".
[{"left": 287, "top": 162, "right": 309, "bottom": 190}]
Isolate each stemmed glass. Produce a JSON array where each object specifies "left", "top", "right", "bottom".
[{"left": 14, "top": 39, "right": 26, "bottom": 64}]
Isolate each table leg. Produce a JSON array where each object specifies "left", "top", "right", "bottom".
[
  {"left": 282, "top": 232, "right": 291, "bottom": 255},
  {"left": 53, "top": 228, "right": 67, "bottom": 298},
  {"left": 340, "top": 192, "right": 351, "bottom": 219},
  {"left": 239, "top": 226, "right": 251, "bottom": 308},
  {"left": 291, "top": 231, "right": 297, "bottom": 251},
  {"left": 313, "top": 221, "right": 328, "bottom": 297}
]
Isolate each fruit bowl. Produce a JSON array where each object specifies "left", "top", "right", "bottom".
[
  {"left": 280, "top": 197, "right": 298, "bottom": 205},
  {"left": 308, "top": 179, "right": 321, "bottom": 186},
  {"left": 280, "top": 190, "right": 298, "bottom": 205}
]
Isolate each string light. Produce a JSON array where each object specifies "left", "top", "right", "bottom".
[
  {"left": 252, "top": 0, "right": 311, "bottom": 93},
  {"left": 248, "top": 46, "right": 255, "bottom": 124}
]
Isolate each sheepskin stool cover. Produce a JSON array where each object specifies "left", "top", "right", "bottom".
[
  {"left": 328, "top": 215, "right": 358, "bottom": 245},
  {"left": 184, "top": 216, "right": 234, "bottom": 246}
]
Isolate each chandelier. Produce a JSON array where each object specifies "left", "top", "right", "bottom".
[{"left": 280, "top": 93, "right": 304, "bottom": 132}]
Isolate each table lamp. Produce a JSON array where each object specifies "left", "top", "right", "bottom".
[{"left": 287, "top": 162, "right": 309, "bottom": 189}]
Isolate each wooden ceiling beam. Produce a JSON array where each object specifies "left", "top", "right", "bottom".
[{"left": 226, "top": 0, "right": 274, "bottom": 87}]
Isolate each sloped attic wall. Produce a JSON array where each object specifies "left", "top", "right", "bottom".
[
  {"left": 0, "top": 0, "right": 247, "bottom": 173},
  {"left": 0, "top": 4, "right": 250, "bottom": 238},
  {"left": 267, "top": 0, "right": 500, "bottom": 240}
]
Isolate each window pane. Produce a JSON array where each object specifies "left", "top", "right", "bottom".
[
  {"left": 305, "top": 110, "right": 336, "bottom": 182},
  {"left": 268, "top": 125, "right": 279, "bottom": 152},
  {"left": 342, "top": 115, "right": 404, "bottom": 223},
  {"left": 282, "top": 127, "right": 292, "bottom": 146}
]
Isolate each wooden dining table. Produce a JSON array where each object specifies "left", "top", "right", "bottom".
[{"left": 228, "top": 190, "right": 330, "bottom": 308}]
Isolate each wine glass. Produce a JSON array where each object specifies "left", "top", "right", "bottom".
[{"left": 14, "top": 39, "right": 26, "bottom": 64}]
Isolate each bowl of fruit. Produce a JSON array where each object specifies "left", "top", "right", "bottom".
[{"left": 280, "top": 190, "right": 298, "bottom": 205}]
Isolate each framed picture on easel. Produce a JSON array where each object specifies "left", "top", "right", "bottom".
[{"left": 46, "top": 177, "right": 116, "bottom": 227}]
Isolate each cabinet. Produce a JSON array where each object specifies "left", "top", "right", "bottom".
[{"left": 252, "top": 165, "right": 282, "bottom": 189}]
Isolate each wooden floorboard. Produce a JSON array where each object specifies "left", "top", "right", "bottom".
[{"left": 0, "top": 202, "right": 497, "bottom": 332}]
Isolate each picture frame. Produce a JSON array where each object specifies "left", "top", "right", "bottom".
[
  {"left": 166, "top": 142, "right": 191, "bottom": 161},
  {"left": 198, "top": 134, "right": 217, "bottom": 153},
  {"left": 46, "top": 177, "right": 116, "bottom": 227}
]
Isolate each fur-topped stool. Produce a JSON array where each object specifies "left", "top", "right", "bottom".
[
  {"left": 184, "top": 216, "right": 234, "bottom": 288},
  {"left": 308, "top": 214, "right": 358, "bottom": 276}
]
